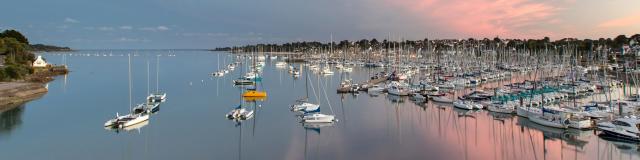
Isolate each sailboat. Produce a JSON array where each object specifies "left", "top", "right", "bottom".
[
  {"left": 147, "top": 55, "right": 167, "bottom": 103},
  {"left": 302, "top": 67, "right": 337, "bottom": 123},
  {"left": 528, "top": 108, "right": 569, "bottom": 129},
  {"left": 242, "top": 49, "right": 267, "bottom": 98},
  {"left": 292, "top": 65, "right": 321, "bottom": 113},
  {"left": 105, "top": 54, "right": 150, "bottom": 129},
  {"left": 134, "top": 60, "right": 160, "bottom": 114}
]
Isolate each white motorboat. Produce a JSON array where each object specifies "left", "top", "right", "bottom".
[
  {"left": 302, "top": 113, "right": 336, "bottom": 123},
  {"left": 597, "top": 117, "right": 640, "bottom": 142}
]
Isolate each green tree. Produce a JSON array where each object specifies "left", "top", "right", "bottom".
[{"left": 0, "top": 30, "right": 29, "bottom": 44}]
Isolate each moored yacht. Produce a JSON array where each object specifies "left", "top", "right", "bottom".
[{"left": 597, "top": 117, "right": 640, "bottom": 142}]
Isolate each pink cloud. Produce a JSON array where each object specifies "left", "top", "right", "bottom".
[
  {"left": 388, "top": 0, "right": 562, "bottom": 38},
  {"left": 598, "top": 12, "right": 640, "bottom": 28}
]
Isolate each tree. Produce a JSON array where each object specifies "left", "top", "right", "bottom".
[
  {"left": 0, "top": 30, "right": 29, "bottom": 44},
  {"left": 370, "top": 38, "right": 379, "bottom": 48},
  {"left": 613, "top": 35, "right": 628, "bottom": 48}
]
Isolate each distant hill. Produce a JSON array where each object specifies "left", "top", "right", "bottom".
[{"left": 29, "top": 44, "right": 72, "bottom": 52}]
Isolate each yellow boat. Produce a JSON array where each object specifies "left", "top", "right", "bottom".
[
  {"left": 244, "top": 96, "right": 267, "bottom": 102},
  {"left": 242, "top": 90, "right": 267, "bottom": 97}
]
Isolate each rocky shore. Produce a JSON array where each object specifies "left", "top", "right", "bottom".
[{"left": 0, "top": 82, "right": 47, "bottom": 108}]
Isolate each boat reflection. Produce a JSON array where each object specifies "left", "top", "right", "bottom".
[
  {"left": 244, "top": 96, "right": 267, "bottom": 102},
  {"left": 386, "top": 94, "right": 405, "bottom": 103}
]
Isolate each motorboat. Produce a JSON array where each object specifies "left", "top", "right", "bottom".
[
  {"left": 597, "top": 117, "right": 640, "bottom": 142},
  {"left": 302, "top": 113, "right": 336, "bottom": 123}
]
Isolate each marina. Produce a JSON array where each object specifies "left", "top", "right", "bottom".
[{"left": 2, "top": 50, "right": 640, "bottom": 159}]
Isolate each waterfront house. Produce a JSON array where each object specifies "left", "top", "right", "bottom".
[{"left": 33, "top": 55, "right": 48, "bottom": 68}]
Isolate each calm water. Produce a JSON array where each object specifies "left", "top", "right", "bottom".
[{"left": 0, "top": 50, "right": 638, "bottom": 160}]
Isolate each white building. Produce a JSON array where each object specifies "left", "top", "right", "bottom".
[{"left": 33, "top": 55, "right": 48, "bottom": 67}]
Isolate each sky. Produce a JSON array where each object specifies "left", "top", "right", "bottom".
[{"left": 1, "top": 0, "right": 639, "bottom": 49}]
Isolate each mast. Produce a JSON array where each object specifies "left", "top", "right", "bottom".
[
  {"left": 305, "top": 63, "right": 309, "bottom": 99},
  {"left": 156, "top": 55, "right": 160, "bottom": 93},
  {"left": 128, "top": 54, "right": 132, "bottom": 112},
  {"left": 147, "top": 60, "right": 150, "bottom": 96}
]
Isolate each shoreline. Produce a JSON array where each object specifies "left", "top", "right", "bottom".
[{"left": 0, "top": 82, "right": 48, "bottom": 108}]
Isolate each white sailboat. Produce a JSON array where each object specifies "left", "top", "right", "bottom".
[
  {"left": 104, "top": 54, "right": 150, "bottom": 129},
  {"left": 528, "top": 108, "right": 569, "bottom": 129},
  {"left": 147, "top": 55, "right": 167, "bottom": 103},
  {"left": 302, "top": 56, "right": 337, "bottom": 123},
  {"left": 292, "top": 66, "right": 321, "bottom": 113}
]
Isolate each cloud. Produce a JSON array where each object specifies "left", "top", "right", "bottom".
[
  {"left": 598, "top": 12, "right": 640, "bottom": 28},
  {"left": 387, "top": 0, "right": 562, "bottom": 38},
  {"left": 179, "top": 32, "right": 229, "bottom": 37},
  {"left": 140, "top": 26, "right": 170, "bottom": 32},
  {"left": 64, "top": 17, "right": 79, "bottom": 23},
  {"left": 119, "top": 26, "right": 133, "bottom": 30},
  {"left": 97, "top": 26, "right": 115, "bottom": 31},
  {"left": 116, "top": 37, "right": 150, "bottom": 42}
]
